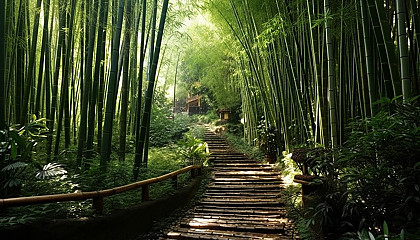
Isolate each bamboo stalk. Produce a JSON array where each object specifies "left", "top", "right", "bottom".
[{"left": 396, "top": 0, "right": 411, "bottom": 101}]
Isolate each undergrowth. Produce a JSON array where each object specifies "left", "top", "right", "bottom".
[
  {"left": 0, "top": 125, "right": 208, "bottom": 227},
  {"left": 221, "top": 131, "right": 264, "bottom": 160}
]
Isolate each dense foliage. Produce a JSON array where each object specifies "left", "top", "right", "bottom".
[
  {"left": 1, "top": 0, "right": 420, "bottom": 238},
  {"left": 194, "top": 0, "right": 420, "bottom": 238},
  {"left": 202, "top": 0, "right": 420, "bottom": 151},
  {"left": 289, "top": 99, "right": 420, "bottom": 239},
  {"left": 0, "top": 123, "right": 208, "bottom": 226}
]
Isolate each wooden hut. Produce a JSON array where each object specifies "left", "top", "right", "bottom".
[
  {"left": 217, "top": 109, "right": 231, "bottom": 120},
  {"left": 186, "top": 95, "right": 202, "bottom": 115}
]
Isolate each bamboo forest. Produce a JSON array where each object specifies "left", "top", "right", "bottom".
[{"left": 1, "top": 0, "right": 420, "bottom": 239}]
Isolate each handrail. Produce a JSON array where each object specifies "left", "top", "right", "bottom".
[{"left": 0, "top": 165, "right": 202, "bottom": 214}]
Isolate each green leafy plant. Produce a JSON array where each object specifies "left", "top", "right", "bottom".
[
  {"left": 148, "top": 88, "right": 192, "bottom": 147},
  {"left": 0, "top": 117, "right": 53, "bottom": 197},
  {"left": 35, "top": 163, "right": 67, "bottom": 180},
  {"left": 257, "top": 117, "right": 278, "bottom": 155},
  {"left": 304, "top": 98, "right": 420, "bottom": 239},
  {"left": 356, "top": 222, "right": 415, "bottom": 240},
  {"left": 222, "top": 131, "right": 264, "bottom": 160},
  {"left": 177, "top": 134, "right": 209, "bottom": 166},
  {"left": 305, "top": 148, "right": 335, "bottom": 177}
]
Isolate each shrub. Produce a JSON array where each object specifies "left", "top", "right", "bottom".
[
  {"left": 0, "top": 118, "right": 67, "bottom": 198},
  {"left": 177, "top": 134, "right": 209, "bottom": 166},
  {"left": 149, "top": 89, "right": 192, "bottom": 147},
  {"left": 338, "top": 100, "right": 420, "bottom": 235},
  {"left": 303, "top": 99, "right": 420, "bottom": 239}
]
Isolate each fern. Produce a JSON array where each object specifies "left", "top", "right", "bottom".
[
  {"left": 35, "top": 163, "right": 67, "bottom": 179},
  {"left": 1, "top": 161, "right": 28, "bottom": 171}
]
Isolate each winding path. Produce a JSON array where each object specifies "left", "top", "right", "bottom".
[{"left": 163, "top": 128, "right": 299, "bottom": 239}]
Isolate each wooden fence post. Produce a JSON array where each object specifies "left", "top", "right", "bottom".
[
  {"left": 142, "top": 185, "right": 149, "bottom": 202},
  {"left": 191, "top": 169, "right": 196, "bottom": 178},
  {"left": 92, "top": 197, "right": 103, "bottom": 214},
  {"left": 172, "top": 176, "right": 178, "bottom": 189}
]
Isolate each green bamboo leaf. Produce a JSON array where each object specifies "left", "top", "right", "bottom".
[
  {"left": 9, "top": 130, "right": 25, "bottom": 147},
  {"left": 2, "top": 161, "right": 28, "bottom": 171},
  {"left": 11, "top": 140, "right": 17, "bottom": 159},
  {"left": 383, "top": 221, "right": 389, "bottom": 240},
  {"left": 35, "top": 162, "right": 67, "bottom": 179}
]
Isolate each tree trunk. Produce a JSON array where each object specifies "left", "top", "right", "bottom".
[
  {"left": 77, "top": 0, "right": 100, "bottom": 167},
  {"left": 55, "top": 0, "right": 77, "bottom": 160},
  {"left": 360, "top": 0, "right": 377, "bottom": 116},
  {"left": 396, "top": 0, "right": 411, "bottom": 101},
  {"left": 133, "top": 0, "right": 170, "bottom": 180},
  {"left": 87, "top": 0, "right": 109, "bottom": 159},
  {"left": 100, "top": 0, "right": 125, "bottom": 166},
  {"left": 47, "top": 0, "right": 67, "bottom": 162},
  {"left": 0, "top": 0, "right": 5, "bottom": 132},
  {"left": 119, "top": 0, "right": 132, "bottom": 162},
  {"left": 35, "top": 0, "right": 51, "bottom": 118},
  {"left": 134, "top": 0, "right": 158, "bottom": 177},
  {"left": 133, "top": 0, "right": 147, "bottom": 172},
  {"left": 21, "top": 0, "right": 42, "bottom": 124},
  {"left": 324, "top": 0, "right": 338, "bottom": 148},
  {"left": 15, "top": 0, "right": 27, "bottom": 125}
]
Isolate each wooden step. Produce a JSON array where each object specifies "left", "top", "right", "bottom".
[
  {"left": 205, "top": 188, "right": 282, "bottom": 194},
  {"left": 207, "top": 184, "right": 282, "bottom": 189},
  {"left": 212, "top": 176, "right": 282, "bottom": 181},
  {"left": 164, "top": 129, "right": 298, "bottom": 239},
  {"left": 212, "top": 163, "right": 270, "bottom": 167},
  {"left": 167, "top": 228, "right": 292, "bottom": 240},
  {"left": 203, "top": 192, "right": 280, "bottom": 197},
  {"left": 186, "top": 213, "right": 288, "bottom": 223},
  {"left": 199, "top": 201, "right": 283, "bottom": 208},
  {"left": 195, "top": 205, "right": 286, "bottom": 216},
  {"left": 213, "top": 171, "right": 281, "bottom": 176},
  {"left": 179, "top": 220, "right": 287, "bottom": 234}
]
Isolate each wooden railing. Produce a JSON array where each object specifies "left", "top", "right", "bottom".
[{"left": 0, "top": 165, "right": 202, "bottom": 214}]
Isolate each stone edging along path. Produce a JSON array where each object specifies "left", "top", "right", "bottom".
[{"left": 162, "top": 127, "right": 300, "bottom": 240}]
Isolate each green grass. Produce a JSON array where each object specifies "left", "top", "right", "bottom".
[{"left": 221, "top": 131, "right": 264, "bottom": 160}]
